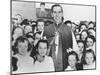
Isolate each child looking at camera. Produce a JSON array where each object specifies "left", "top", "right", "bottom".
[
  {"left": 83, "top": 49, "right": 96, "bottom": 69},
  {"left": 65, "top": 51, "right": 79, "bottom": 71},
  {"left": 33, "top": 40, "right": 54, "bottom": 72}
]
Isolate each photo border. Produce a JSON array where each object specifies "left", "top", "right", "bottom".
[{"left": 10, "top": 0, "right": 97, "bottom": 75}]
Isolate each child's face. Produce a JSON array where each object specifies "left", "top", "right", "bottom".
[
  {"left": 81, "top": 25, "right": 87, "bottom": 31},
  {"left": 37, "top": 22, "right": 44, "bottom": 32},
  {"left": 86, "top": 38, "right": 94, "bottom": 47},
  {"left": 75, "top": 35, "right": 80, "bottom": 41},
  {"left": 88, "top": 23, "right": 94, "bottom": 28},
  {"left": 78, "top": 42, "right": 84, "bottom": 53},
  {"left": 38, "top": 42, "right": 47, "bottom": 57},
  {"left": 18, "top": 40, "right": 28, "bottom": 55},
  {"left": 67, "top": 23, "right": 72, "bottom": 28},
  {"left": 85, "top": 52, "right": 94, "bottom": 65},
  {"left": 81, "top": 31, "right": 88, "bottom": 41},
  {"left": 13, "top": 28, "right": 23, "bottom": 40},
  {"left": 68, "top": 55, "right": 77, "bottom": 67},
  {"left": 24, "top": 26, "right": 32, "bottom": 34},
  {"left": 88, "top": 29, "right": 95, "bottom": 37},
  {"left": 15, "top": 15, "right": 22, "bottom": 24}
]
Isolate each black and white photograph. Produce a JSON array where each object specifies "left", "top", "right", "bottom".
[{"left": 11, "top": 0, "right": 96, "bottom": 74}]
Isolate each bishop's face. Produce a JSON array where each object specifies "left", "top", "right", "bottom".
[{"left": 52, "top": 6, "right": 63, "bottom": 24}]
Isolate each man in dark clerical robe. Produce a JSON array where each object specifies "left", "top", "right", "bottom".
[{"left": 43, "top": 4, "right": 78, "bottom": 71}]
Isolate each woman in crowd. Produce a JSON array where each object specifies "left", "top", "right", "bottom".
[
  {"left": 12, "top": 36, "right": 34, "bottom": 74},
  {"left": 65, "top": 51, "right": 79, "bottom": 71},
  {"left": 33, "top": 39, "right": 54, "bottom": 72},
  {"left": 80, "top": 30, "right": 88, "bottom": 43},
  {"left": 83, "top": 49, "right": 96, "bottom": 70},
  {"left": 85, "top": 35, "right": 96, "bottom": 53}
]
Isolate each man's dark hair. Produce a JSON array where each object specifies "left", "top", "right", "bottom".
[
  {"left": 40, "top": 2, "right": 45, "bottom": 6},
  {"left": 51, "top": 4, "right": 63, "bottom": 13}
]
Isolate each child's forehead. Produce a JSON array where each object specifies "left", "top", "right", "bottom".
[
  {"left": 87, "top": 37, "right": 94, "bottom": 42},
  {"left": 18, "top": 40, "right": 28, "bottom": 45},
  {"left": 38, "top": 22, "right": 44, "bottom": 25},
  {"left": 15, "top": 28, "right": 22, "bottom": 32},
  {"left": 25, "top": 26, "right": 32, "bottom": 29},
  {"left": 78, "top": 42, "right": 83, "bottom": 44},
  {"left": 39, "top": 42, "right": 47, "bottom": 46},
  {"left": 68, "top": 54, "right": 76, "bottom": 58},
  {"left": 86, "top": 52, "right": 93, "bottom": 56},
  {"left": 39, "top": 42, "right": 46, "bottom": 45}
]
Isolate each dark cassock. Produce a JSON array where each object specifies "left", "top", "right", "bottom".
[{"left": 43, "top": 21, "right": 73, "bottom": 71}]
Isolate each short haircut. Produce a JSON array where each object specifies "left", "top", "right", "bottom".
[
  {"left": 40, "top": 2, "right": 45, "bottom": 6},
  {"left": 83, "top": 49, "right": 96, "bottom": 64},
  {"left": 51, "top": 4, "right": 63, "bottom": 12},
  {"left": 13, "top": 36, "right": 31, "bottom": 54},
  {"left": 36, "top": 19, "right": 45, "bottom": 26},
  {"left": 35, "top": 39, "right": 49, "bottom": 49}
]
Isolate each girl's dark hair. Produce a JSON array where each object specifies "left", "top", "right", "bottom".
[
  {"left": 25, "top": 32, "right": 34, "bottom": 39},
  {"left": 77, "top": 40, "right": 84, "bottom": 45},
  {"left": 20, "top": 19, "right": 29, "bottom": 26},
  {"left": 35, "top": 39, "right": 49, "bottom": 50},
  {"left": 13, "top": 36, "right": 32, "bottom": 54},
  {"left": 82, "top": 49, "right": 96, "bottom": 65},
  {"left": 67, "top": 51, "right": 79, "bottom": 62}
]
